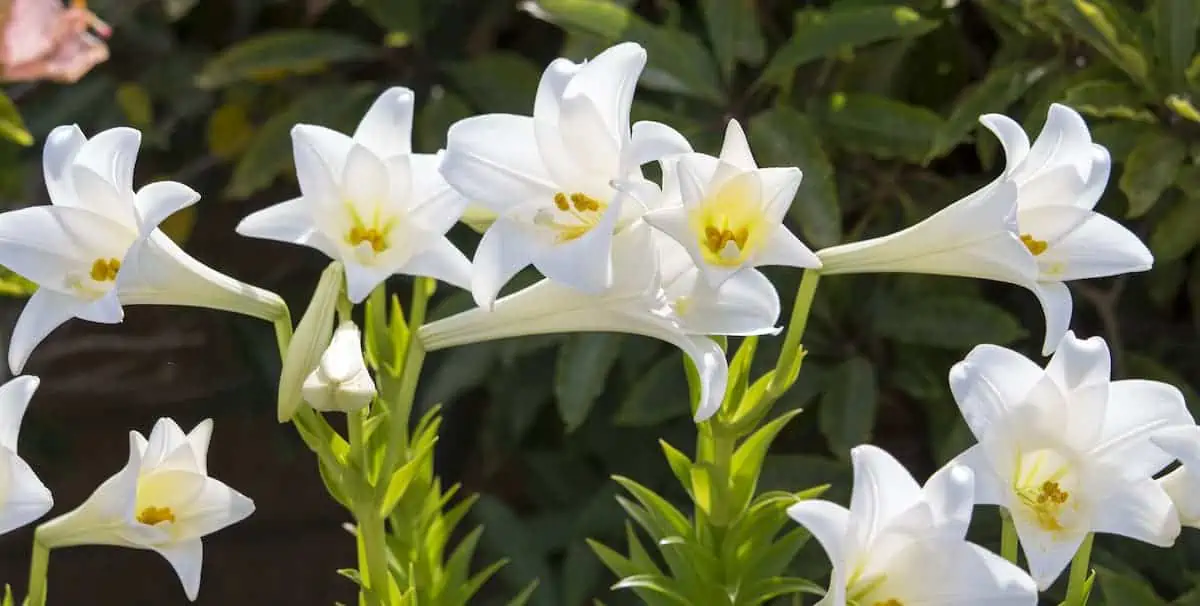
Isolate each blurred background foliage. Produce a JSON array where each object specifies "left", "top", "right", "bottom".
[{"left": 0, "top": 0, "right": 1199, "bottom": 604}]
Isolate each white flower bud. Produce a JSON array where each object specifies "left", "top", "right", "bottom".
[{"left": 302, "top": 320, "right": 376, "bottom": 414}]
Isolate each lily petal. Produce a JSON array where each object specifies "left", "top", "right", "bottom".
[
  {"left": 403, "top": 236, "right": 473, "bottom": 291},
  {"left": 1158, "top": 467, "right": 1200, "bottom": 528},
  {"left": 134, "top": 182, "right": 200, "bottom": 235},
  {"left": 470, "top": 216, "right": 544, "bottom": 309},
  {"left": 0, "top": 376, "right": 38, "bottom": 452},
  {"left": 1030, "top": 281, "right": 1074, "bottom": 356},
  {"left": 949, "top": 347, "right": 1041, "bottom": 439},
  {"left": 291, "top": 125, "right": 347, "bottom": 204},
  {"left": 624, "top": 121, "right": 692, "bottom": 174},
  {"left": 38, "top": 432, "right": 144, "bottom": 548},
  {"left": 0, "top": 448, "right": 53, "bottom": 534},
  {"left": 950, "top": 444, "right": 1008, "bottom": 506},
  {"left": 1011, "top": 514, "right": 1086, "bottom": 590},
  {"left": 754, "top": 227, "right": 822, "bottom": 270},
  {"left": 235, "top": 198, "right": 336, "bottom": 258},
  {"left": 155, "top": 538, "right": 204, "bottom": 601},
  {"left": 69, "top": 127, "right": 140, "bottom": 227},
  {"left": 442, "top": 114, "right": 559, "bottom": 212},
  {"left": 878, "top": 538, "right": 1038, "bottom": 605},
  {"left": 673, "top": 267, "right": 780, "bottom": 336},
  {"left": 1035, "top": 213, "right": 1153, "bottom": 282},
  {"left": 786, "top": 499, "right": 850, "bottom": 606},
  {"left": 922, "top": 462, "right": 976, "bottom": 539},
  {"left": 1044, "top": 331, "right": 1110, "bottom": 392},
  {"left": 1090, "top": 477, "right": 1180, "bottom": 547},
  {"left": 717, "top": 119, "right": 757, "bottom": 171},
  {"left": 848, "top": 445, "right": 923, "bottom": 547},
  {"left": 560, "top": 42, "right": 645, "bottom": 148},
  {"left": 185, "top": 419, "right": 213, "bottom": 474},
  {"left": 530, "top": 196, "right": 621, "bottom": 295},
  {"left": 1090, "top": 380, "right": 1193, "bottom": 475},
  {"left": 352, "top": 87, "right": 414, "bottom": 158},
  {"left": 9, "top": 289, "right": 85, "bottom": 374},
  {"left": 42, "top": 124, "right": 86, "bottom": 206},
  {"left": 978, "top": 113, "right": 1031, "bottom": 177}
]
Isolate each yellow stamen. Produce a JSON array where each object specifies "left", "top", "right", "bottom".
[
  {"left": 543, "top": 191, "right": 608, "bottom": 243},
  {"left": 554, "top": 192, "right": 570, "bottom": 211},
  {"left": 88, "top": 258, "right": 120, "bottom": 282},
  {"left": 874, "top": 600, "right": 904, "bottom": 606},
  {"left": 347, "top": 226, "right": 388, "bottom": 253},
  {"left": 137, "top": 505, "right": 176, "bottom": 526},
  {"left": 1019, "top": 480, "right": 1070, "bottom": 531},
  {"left": 1020, "top": 233, "right": 1048, "bottom": 256}
]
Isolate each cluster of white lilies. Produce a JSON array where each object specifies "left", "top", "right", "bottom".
[{"left": 0, "top": 39, "right": 1192, "bottom": 604}]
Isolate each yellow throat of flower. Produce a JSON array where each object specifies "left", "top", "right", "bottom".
[
  {"left": 343, "top": 202, "right": 397, "bottom": 258},
  {"left": 137, "top": 505, "right": 176, "bottom": 526},
  {"left": 1020, "top": 233, "right": 1048, "bottom": 256},
  {"left": 89, "top": 258, "right": 121, "bottom": 282},
  {"left": 536, "top": 191, "right": 609, "bottom": 243},
  {"left": 691, "top": 177, "right": 767, "bottom": 267},
  {"left": 1018, "top": 480, "right": 1071, "bottom": 532}
]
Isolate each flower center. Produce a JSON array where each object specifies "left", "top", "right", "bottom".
[
  {"left": 535, "top": 191, "right": 608, "bottom": 243},
  {"left": 874, "top": 601, "right": 904, "bottom": 606},
  {"left": 137, "top": 505, "right": 176, "bottom": 526},
  {"left": 1020, "top": 233, "right": 1048, "bottom": 256},
  {"left": 691, "top": 176, "right": 767, "bottom": 267},
  {"left": 89, "top": 258, "right": 121, "bottom": 282},
  {"left": 347, "top": 226, "right": 387, "bottom": 253},
  {"left": 1018, "top": 480, "right": 1070, "bottom": 531}
]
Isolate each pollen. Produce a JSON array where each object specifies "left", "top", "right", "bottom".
[
  {"left": 569, "top": 193, "right": 601, "bottom": 212},
  {"left": 137, "top": 505, "right": 176, "bottom": 526},
  {"left": 1020, "top": 480, "right": 1070, "bottom": 531},
  {"left": 1020, "top": 233, "right": 1048, "bottom": 256},
  {"left": 554, "top": 192, "right": 570, "bottom": 211},
  {"left": 703, "top": 225, "right": 749, "bottom": 256},
  {"left": 88, "top": 258, "right": 121, "bottom": 282},
  {"left": 348, "top": 226, "right": 388, "bottom": 253}
]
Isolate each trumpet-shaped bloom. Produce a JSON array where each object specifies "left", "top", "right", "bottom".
[
  {"left": 644, "top": 119, "right": 820, "bottom": 287},
  {"left": 419, "top": 222, "right": 780, "bottom": 421},
  {"left": 0, "top": 125, "right": 287, "bottom": 374},
  {"left": 948, "top": 332, "right": 1191, "bottom": 588},
  {"left": 787, "top": 445, "right": 1037, "bottom": 606},
  {"left": 815, "top": 178, "right": 1037, "bottom": 290},
  {"left": 1152, "top": 426, "right": 1200, "bottom": 529},
  {"left": 302, "top": 320, "right": 377, "bottom": 413},
  {"left": 236, "top": 87, "right": 472, "bottom": 303},
  {"left": 38, "top": 418, "right": 253, "bottom": 602},
  {"left": 439, "top": 42, "right": 692, "bottom": 308},
  {"left": 980, "top": 103, "right": 1153, "bottom": 354},
  {"left": 0, "top": 375, "right": 52, "bottom": 534}
]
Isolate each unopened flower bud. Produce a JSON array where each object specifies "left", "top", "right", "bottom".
[{"left": 302, "top": 321, "right": 376, "bottom": 413}]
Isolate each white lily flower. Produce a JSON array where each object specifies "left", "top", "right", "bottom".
[
  {"left": 653, "top": 229, "right": 780, "bottom": 337},
  {"left": 1151, "top": 426, "right": 1200, "bottom": 529},
  {"left": 420, "top": 224, "right": 734, "bottom": 420},
  {"left": 38, "top": 418, "right": 253, "bottom": 601},
  {"left": 302, "top": 320, "right": 377, "bottom": 414},
  {"left": 815, "top": 177, "right": 1037, "bottom": 287},
  {"left": 980, "top": 103, "right": 1153, "bottom": 354},
  {"left": 948, "top": 331, "right": 1191, "bottom": 588},
  {"left": 787, "top": 445, "right": 1037, "bottom": 606},
  {"left": 439, "top": 41, "right": 692, "bottom": 308},
  {"left": 236, "top": 87, "right": 473, "bottom": 303},
  {"left": 0, "top": 125, "right": 288, "bottom": 374},
  {"left": 643, "top": 119, "right": 820, "bottom": 288},
  {"left": 0, "top": 376, "right": 52, "bottom": 534}
]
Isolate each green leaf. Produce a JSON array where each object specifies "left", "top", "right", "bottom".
[
  {"left": 1097, "top": 566, "right": 1168, "bottom": 606},
  {"left": 1120, "top": 130, "right": 1187, "bottom": 217},
  {"left": 528, "top": 0, "right": 723, "bottom": 103},
  {"left": 729, "top": 410, "right": 804, "bottom": 512},
  {"left": 872, "top": 295, "right": 1026, "bottom": 348},
  {"left": 353, "top": 0, "right": 423, "bottom": 40},
  {"left": 1150, "top": 196, "right": 1200, "bottom": 262},
  {"left": 611, "top": 574, "right": 692, "bottom": 605},
  {"left": 929, "top": 62, "right": 1046, "bottom": 160},
  {"left": 1091, "top": 120, "right": 1158, "bottom": 161},
  {"left": 507, "top": 580, "right": 541, "bottom": 606},
  {"left": 0, "top": 92, "right": 31, "bottom": 146},
  {"left": 699, "top": 0, "right": 766, "bottom": 80},
  {"left": 196, "top": 30, "right": 376, "bottom": 89},
  {"left": 818, "top": 357, "right": 877, "bottom": 458},
  {"left": 1062, "top": 80, "right": 1155, "bottom": 121},
  {"left": 1051, "top": 0, "right": 1150, "bottom": 85},
  {"left": 445, "top": 53, "right": 542, "bottom": 114},
  {"left": 1152, "top": 0, "right": 1199, "bottom": 91},
  {"left": 615, "top": 354, "right": 690, "bottom": 426},
  {"left": 748, "top": 107, "right": 841, "bottom": 247},
  {"left": 554, "top": 333, "right": 624, "bottom": 431},
  {"left": 561, "top": 539, "right": 603, "bottom": 605},
  {"left": 227, "top": 85, "right": 376, "bottom": 199},
  {"left": 757, "top": 6, "right": 939, "bottom": 89},
  {"left": 820, "top": 93, "right": 945, "bottom": 163}
]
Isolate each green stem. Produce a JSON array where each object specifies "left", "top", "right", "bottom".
[
  {"left": 1063, "top": 533, "right": 1095, "bottom": 605},
  {"left": 25, "top": 531, "right": 49, "bottom": 606},
  {"left": 355, "top": 505, "right": 391, "bottom": 606},
  {"left": 766, "top": 270, "right": 821, "bottom": 400},
  {"left": 707, "top": 426, "right": 736, "bottom": 525},
  {"left": 1000, "top": 509, "right": 1018, "bottom": 564},
  {"left": 382, "top": 278, "right": 431, "bottom": 476}
]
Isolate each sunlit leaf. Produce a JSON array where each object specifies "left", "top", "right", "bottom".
[
  {"left": 196, "top": 30, "right": 376, "bottom": 89},
  {"left": 748, "top": 107, "right": 841, "bottom": 247}
]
